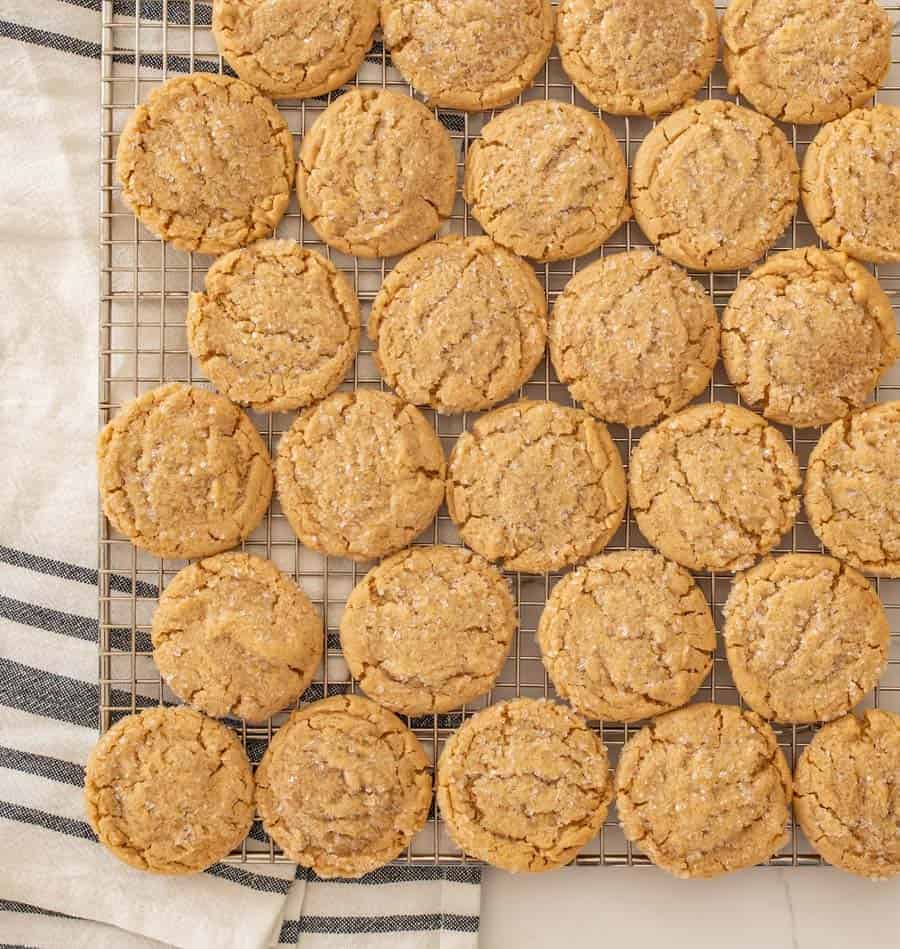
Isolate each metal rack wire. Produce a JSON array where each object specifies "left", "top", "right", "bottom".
[{"left": 98, "top": 0, "right": 900, "bottom": 868}]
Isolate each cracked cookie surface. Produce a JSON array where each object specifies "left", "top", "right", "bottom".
[
  {"left": 723, "top": 554, "right": 889, "bottom": 724},
  {"left": 369, "top": 235, "right": 547, "bottom": 414},
  {"left": 538, "top": 550, "right": 715, "bottom": 723},
  {"left": 84, "top": 707, "right": 254, "bottom": 874},
  {"left": 802, "top": 104, "right": 900, "bottom": 264},
  {"left": 297, "top": 89, "right": 456, "bottom": 258},
  {"left": 116, "top": 74, "right": 294, "bottom": 254},
  {"left": 437, "top": 698, "right": 612, "bottom": 872},
  {"left": 152, "top": 552, "right": 323, "bottom": 723},
  {"left": 722, "top": 0, "right": 891, "bottom": 125},
  {"left": 275, "top": 389, "right": 445, "bottom": 561},
  {"left": 629, "top": 402, "right": 801, "bottom": 572},
  {"left": 187, "top": 240, "right": 360, "bottom": 413},
  {"left": 721, "top": 248, "right": 897, "bottom": 429},
  {"left": 97, "top": 383, "right": 273, "bottom": 560},
  {"left": 615, "top": 702, "right": 792, "bottom": 878},
  {"left": 549, "top": 250, "right": 718, "bottom": 428},
  {"left": 212, "top": 0, "right": 378, "bottom": 99},
  {"left": 255, "top": 694, "right": 432, "bottom": 877},
  {"left": 464, "top": 100, "right": 630, "bottom": 262},
  {"left": 631, "top": 99, "right": 799, "bottom": 271},
  {"left": 794, "top": 709, "right": 900, "bottom": 880},
  {"left": 381, "top": 0, "right": 553, "bottom": 110},
  {"left": 446, "top": 400, "right": 627, "bottom": 573},
  {"left": 804, "top": 401, "right": 900, "bottom": 577},
  {"left": 557, "top": 0, "right": 718, "bottom": 117},
  {"left": 340, "top": 545, "right": 516, "bottom": 715}
]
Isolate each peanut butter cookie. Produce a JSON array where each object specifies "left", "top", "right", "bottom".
[
  {"left": 616, "top": 703, "right": 792, "bottom": 878},
  {"left": 84, "top": 707, "right": 254, "bottom": 874},
  {"left": 369, "top": 235, "right": 547, "bottom": 414},
  {"left": 549, "top": 250, "right": 718, "bottom": 428},
  {"left": 437, "top": 698, "right": 612, "bottom": 872},
  {"left": 557, "top": 0, "right": 718, "bottom": 117},
  {"left": 187, "top": 240, "right": 360, "bottom": 413},
  {"left": 631, "top": 99, "right": 799, "bottom": 271},
  {"left": 446, "top": 400, "right": 627, "bottom": 573},
  {"left": 275, "top": 389, "right": 445, "bottom": 561},
  {"left": 721, "top": 248, "right": 897, "bottom": 428},
  {"left": 464, "top": 100, "right": 630, "bottom": 262},
  {"left": 297, "top": 89, "right": 456, "bottom": 258},
  {"left": 629, "top": 402, "right": 801, "bottom": 572},
  {"left": 255, "top": 695, "right": 432, "bottom": 877},
  {"left": 97, "top": 383, "right": 273, "bottom": 560},
  {"left": 116, "top": 74, "right": 294, "bottom": 254}
]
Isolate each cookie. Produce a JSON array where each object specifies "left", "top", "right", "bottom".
[
  {"left": 381, "top": 0, "right": 554, "bottom": 110},
  {"left": 464, "top": 100, "right": 630, "bottom": 262},
  {"left": 369, "top": 235, "right": 547, "bottom": 414},
  {"left": 187, "top": 240, "right": 360, "bottom": 413},
  {"left": 802, "top": 105, "right": 900, "bottom": 264},
  {"left": 437, "top": 698, "right": 612, "bottom": 872},
  {"left": 629, "top": 402, "right": 801, "bottom": 572},
  {"left": 721, "top": 248, "right": 897, "bottom": 428},
  {"left": 615, "top": 703, "right": 792, "bottom": 878},
  {"left": 97, "top": 383, "right": 273, "bottom": 560},
  {"left": 722, "top": 0, "right": 891, "bottom": 125},
  {"left": 557, "top": 0, "right": 718, "bottom": 117},
  {"left": 538, "top": 550, "right": 715, "bottom": 723},
  {"left": 212, "top": 0, "right": 378, "bottom": 99},
  {"left": 723, "top": 554, "right": 889, "bottom": 724},
  {"left": 804, "top": 402, "right": 900, "bottom": 577},
  {"left": 297, "top": 89, "right": 456, "bottom": 258},
  {"left": 549, "top": 250, "right": 719, "bottom": 428},
  {"left": 340, "top": 546, "right": 516, "bottom": 715},
  {"left": 794, "top": 710, "right": 900, "bottom": 880},
  {"left": 631, "top": 99, "right": 799, "bottom": 271},
  {"left": 116, "top": 74, "right": 294, "bottom": 255},
  {"left": 255, "top": 695, "right": 432, "bottom": 877},
  {"left": 446, "top": 400, "right": 627, "bottom": 573},
  {"left": 275, "top": 389, "right": 445, "bottom": 561},
  {"left": 84, "top": 707, "right": 254, "bottom": 874},
  {"left": 152, "top": 552, "right": 323, "bottom": 723}
]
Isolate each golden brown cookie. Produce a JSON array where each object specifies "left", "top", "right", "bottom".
[
  {"left": 297, "top": 89, "right": 456, "bottom": 258},
  {"left": 723, "top": 554, "right": 889, "bottom": 724},
  {"left": 84, "top": 707, "right": 254, "bottom": 874},
  {"left": 446, "top": 400, "right": 627, "bottom": 573},
  {"left": 255, "top": 695, "right": 432, "bottom": 877},
  {"left": 340, "top": 545, "right": 516, "bottom": 715},
  {"left": 152, "top": 552, "right": 323, "bottom": 723},
  {"left": 794, "top": 710, "right": 900, "bottom": 880},
  {"left": 721, "top": 248, "right": 897, "bottom": 428},
  {"left": 212, "top": 0, "right": 378, "bottom": 99},
  {"left": 722, "top": 0, "right": 891, "bottom": 125},
  {"left": 804, "top": 402, "right": 900, "bottom": 577},
  {"left": 381, "top": 0, "right": 554, "bottom": 110},
  {"left": 538, "top": 550, "right": 715, "bottom": 723},
  {"left": 369, "top": 235, "right": 547, "bottom": 414},
  {"left": 549, "top": 250, "right": 719, "bottom": 428},
  {"left": 616, "top": 703, "right": 792, "bottom": 878},
  {"left": 116, "top": 74, "right": 294, "bottom": 255},
  {"left": 464, "top": 100, "right": 630, "bottom": 262},
  {"left": 629, "top": 402, "right": 801, "bottom": 572},
  {"left": 275, "top": 389, "right": 445, "bottom": 561},
  {"left": 801, "top": 105, "right": 900, "bottom": 264},
  {"left": 187, "top": 240, "right": 360, "bottom": 413},
  {"left": 631, "top": 99, "right": 799, "bottom": 271},
  {"left": 437, "top": 698, "right": 612, "bottom": 872},
  {"left": 557, "top": 0, "right": 718, "bottom": 117},
  {"left": 97, "top": 383, "right": 273, "bottom": 560}
]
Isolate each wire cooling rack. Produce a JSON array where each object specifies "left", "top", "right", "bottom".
[{"left": 98, "top": 0, "right": 900, "bottom": 868}]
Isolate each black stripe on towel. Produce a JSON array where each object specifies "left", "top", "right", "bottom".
[
  {"left": 0, "top": 900, "right": 76, "bottom": 920},
  {"left": 303, "top": 865, "right": 481, "bottom": 886},
  {"left": 0, "top": 546, "right": 157, "bottom": 597},
  {"left": 0, "top": 746, "right": 85, "bottom": 788},
  {"left": 0, "top": 21, "right": 100, "bottom": 59},
  {"left": 204, "top": 863, "right": 292, "bottom": 896},
  {"left": 282, "top": 914, "right": 480, "bottom": 937}
]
